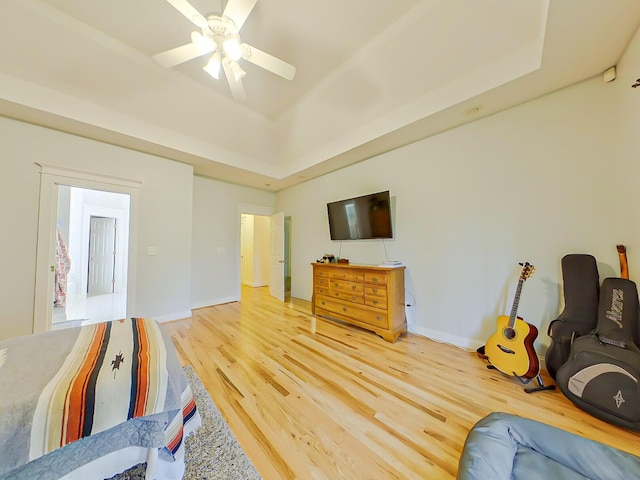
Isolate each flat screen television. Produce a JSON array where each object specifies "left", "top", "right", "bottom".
[{"left": 327, "top": 191, "right": 393, "bottom": 240}]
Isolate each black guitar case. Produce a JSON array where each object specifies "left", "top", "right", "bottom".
[
  {"left": 556, "top": 277, "right": 640, "bottom": 430},
  {"left": 545, "top": 254, "right": 600, "bottom": 380}
]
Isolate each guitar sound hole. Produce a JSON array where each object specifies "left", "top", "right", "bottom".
[{"left": 503, "top": 328, "right": 516, "bottom": 340}]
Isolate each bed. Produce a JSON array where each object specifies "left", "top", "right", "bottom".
[{"left": 0, "top": 317, "right": 201, "bottom": 480}]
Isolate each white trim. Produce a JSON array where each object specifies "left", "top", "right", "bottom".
[
  {"left": 152, "top": 310, "right": 193, "bottom": 323},
  {"left": 36, "top": 163, "right": 142, "bottom": 189},
  {"left": 410, "top": 326, "right": 484, "bottom": 352},
  {"left": 237, "top": 203, "right": 275, "bottom": 217},
  {"left": 191, "top": 296, "right": 239, "bottom": 310},
  {"left": 34, "top": 164, "right": 141, "bottom": 334}
]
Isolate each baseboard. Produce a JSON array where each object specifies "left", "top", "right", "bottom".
[
  {"left": 409, "top": 326, "right": 485, "bottom": 352},
  {"left": 191, "top": 296, "right": 239, "bottom": 310},
  {"left": 410, "top": 326, "right": 552, "bottom": 374},
  {"left": 153, "top": 310, "right": 193, "bottom": 323}
]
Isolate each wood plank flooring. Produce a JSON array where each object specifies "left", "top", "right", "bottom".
[{"left": 164, "top": 286, "right": 640, "bottom": 479}]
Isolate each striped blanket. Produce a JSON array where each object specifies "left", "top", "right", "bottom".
[{"left": 0, "top": 318, "right": 199, "bottom": 479}]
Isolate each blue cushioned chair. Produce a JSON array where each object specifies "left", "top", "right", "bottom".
[{"left": 457, "top": 412, "right": 640, "bottom": 479}]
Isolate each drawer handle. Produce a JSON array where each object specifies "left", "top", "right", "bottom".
[
  {"left": 342, "top": 307, "right": 348, "bottom": 312},
  {"left": 352, "top": 285, "right": 357, "bottom": 290},
  {"left": 373, "top": 300, "right": 378, "bottom": 305},
  {"left": 372, "top": 288, "right": 378, "bottom": 293},
  {"left": 376, "top": 315, "right": 382, "bottom": 321},
  {"left": 321, "top": 301, "right": 326, "bottom": 305}
]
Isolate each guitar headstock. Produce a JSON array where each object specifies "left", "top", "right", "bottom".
[{"left": 518, "top": 262, "right": 535, "bottom": 281}]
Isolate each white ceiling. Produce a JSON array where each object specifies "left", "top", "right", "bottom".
[{"left": 1, "top": 0, "right": 639, "bottom": 191}]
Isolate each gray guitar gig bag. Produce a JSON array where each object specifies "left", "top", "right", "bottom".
[
  {"left": 545, "top": 254, "right": 600, "bottom": 380},
  {"left": 556, "top": 277, "right": 640, "bottom": 430}
]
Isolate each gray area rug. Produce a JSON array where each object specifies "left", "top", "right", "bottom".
[{"left": 110, "top": 365, "right": 261, "bottom": 480}]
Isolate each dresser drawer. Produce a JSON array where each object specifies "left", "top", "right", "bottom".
[
  {"left": 364, "top": 272, "right": 388, "bottom": 285},
  {"left": 330, "top": 279, "right": 364, "bottom": 294},
  {"left": 331, "top": 291, "right": 364, "bottom": 303},
  {"left": 315, "top": 267, "right": 332, "bottom": 278},
  {"left": 315, "top": 285, "right": 331, "bottom": 296},
  {"left": 365, "top": 285, "right": 387, "bottom": 309},
  {"left": 315, "top": 276, "right": 330, "bottom": 288},
  {"left": 330, "top": 270, "right": 364, "bottom": 282},
  {"left": 315, "top": 296, "right": 389, "bottom": 329},
  {"left": 315, "top": 296, "right": 356, "bottom": 318},
  {"left": 356, "top": 308, "right": 389, "bottom": 329},
  {"left": 365, "top": 297, "right": 386, "bottom": 309}
]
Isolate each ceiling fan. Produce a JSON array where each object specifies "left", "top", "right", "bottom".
[{"left": 154, "top": 0, "right": 296, "bottom": 101}]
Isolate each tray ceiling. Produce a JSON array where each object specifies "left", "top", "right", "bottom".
[{"left": 1, "top": 0, "right": 639, "bottom": 190}]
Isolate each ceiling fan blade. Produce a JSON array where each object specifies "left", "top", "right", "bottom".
[
  {"left": 222, "top": 0, "right": 258, "bottom": 30},
  {"left": 241, "top": 44, "right": 296, "bottom": 80},
  {"left": 222, "top": 60, "right": 247, "bottom": 101},
  {"left": 165, "top": 0, "right": 209, "bottom": 29},
  {"left": 153, "top": 41, "right": 212, "bottom": 68}
]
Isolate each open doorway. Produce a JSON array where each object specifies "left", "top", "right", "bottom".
[
  {"left": 52, "top": 186, "right": 130, "bottom": 328},
  {"left": 239, "top": 212, "right": 291, "bottom": 301}
]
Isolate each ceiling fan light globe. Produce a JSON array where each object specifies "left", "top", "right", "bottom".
[
  {"left": 203, "top": 52, "right": 221, "bottom": 79},
  {"left": 191, "top": 31, "right": 214, "bottom": 54},
  {"left": 223, "top": 38, "right": 242, "bottom": 61}
]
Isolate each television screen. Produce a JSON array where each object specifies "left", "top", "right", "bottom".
[{"left": 327, "top": 191, "right": 392, "bottom": 240}]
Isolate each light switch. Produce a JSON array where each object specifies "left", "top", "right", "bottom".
[{"left": 147, "top": 246, "right": 158, "bottom": 256}]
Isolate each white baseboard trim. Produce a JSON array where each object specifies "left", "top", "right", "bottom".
[
  {"left": 409, "top": 326, "right": 486, "bottom": 352},
  {"left": 410, "top": 326, "right": 551, "bottom": 373},
  {"left": 191, "top": 296, "right": 239, "bottom": 310},
  {"left": 153, "top": 310, "right": 193, "bottom": 323}
]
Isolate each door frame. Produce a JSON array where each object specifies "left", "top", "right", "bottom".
[
  {"left": 237, "top": 203, "right": 274, "bottom": 300},
  {"left": 34, "top": 163, "right": 141, "bottom": 333},
  {"left": 269, "top": 211, "right": 285, "bottom": 302}
]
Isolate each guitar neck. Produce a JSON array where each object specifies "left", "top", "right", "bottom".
[
  {"left": 617, "top": 244, "right": 629, "bottom": 279},
  {"left": 508, "top": 279, "right": 524, "bottom": 328}
]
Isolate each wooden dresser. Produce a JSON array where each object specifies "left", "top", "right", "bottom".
[{"left": 311, "top": 262, "right": 406, "bottom": 342}]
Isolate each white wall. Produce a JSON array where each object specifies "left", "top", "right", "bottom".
[
  {"left": 277, "top": 26, "right": 640, "bottom": 352},
  {"left": 0, "top": 116, "right": 194, "bottom": 339},
  {"left": 191, "top": 176, "right": 275, "bottom": 309}
]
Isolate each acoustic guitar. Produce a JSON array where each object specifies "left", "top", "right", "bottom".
[
  {"left": 484, "top": 262, "right": 539, "bottom": 379},
  {"left": 617, "top": 244, "right": 629, "bottom": 279}
]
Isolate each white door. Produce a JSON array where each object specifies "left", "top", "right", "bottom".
[
  {"left": 88, "top": 216, "right": 116, "bottom": 296},
  {"left": 240, "top": 215, "right": 251, "bottom": 285},
  {"left": 269, "top": 211, "right": 285, "bottom": 301}
]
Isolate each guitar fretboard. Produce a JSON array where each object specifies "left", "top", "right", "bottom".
[{"left": 508, "top": 279, "right": 524, "bottom": 329}]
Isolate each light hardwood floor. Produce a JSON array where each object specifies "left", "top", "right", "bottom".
[{"left": 164, "top": 286, "right": 640, "bottom": 479}]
